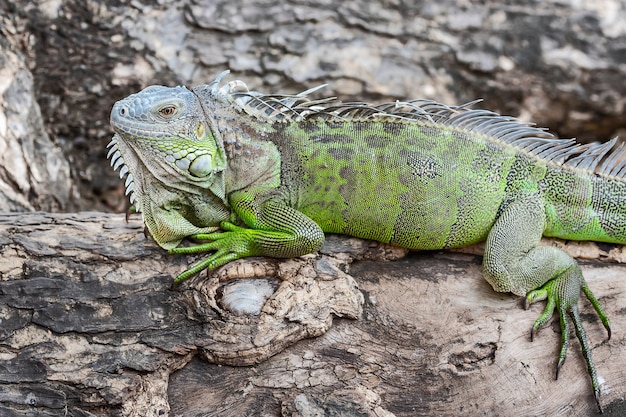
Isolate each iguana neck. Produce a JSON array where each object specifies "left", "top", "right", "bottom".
[{"left": 193, "top": 85, "right": 282, "bottom": 198}]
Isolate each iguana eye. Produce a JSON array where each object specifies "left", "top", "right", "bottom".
[{"left": 159, "top": 106, "right": 177, "bottom": 117}]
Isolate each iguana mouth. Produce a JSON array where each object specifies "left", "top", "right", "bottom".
[{"left": 107, "top": 134, "right": 138, "bottom": 209}]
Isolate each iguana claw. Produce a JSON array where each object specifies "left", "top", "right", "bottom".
[
  {"left": 525, "top": 272, "right": 610, "bottom": 414},
  {"left": 169, "top": 221, "right": 256, "bottom": 283}
]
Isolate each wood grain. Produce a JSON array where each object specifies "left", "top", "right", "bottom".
[{"left": 1, "top": 213, "right": 625, "bottom": 416}]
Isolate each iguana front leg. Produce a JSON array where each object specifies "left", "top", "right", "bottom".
[
  {"left": 483, "top": 192, "right": 611, "bottom": 413},
  {"left": 169, "top": 191, "right": 325, "bottom": 283}
]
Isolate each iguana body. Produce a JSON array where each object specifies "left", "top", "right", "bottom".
[{"left": 109, "top": 71, "right": 618, "bottom": 412}]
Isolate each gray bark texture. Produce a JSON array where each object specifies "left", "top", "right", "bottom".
[
  {"left": 1, "top": 0, "right": 626, "bottom": 416},
  {"left": 1, "top": 213, "right": 626, "bottom": 416},
  {"left": 0, "top": 213, "right": 626, "bottom": 417}
]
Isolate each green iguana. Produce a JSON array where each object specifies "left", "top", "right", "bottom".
[{"left": 108, "top": 70, "right": 620, "bottom": 412}]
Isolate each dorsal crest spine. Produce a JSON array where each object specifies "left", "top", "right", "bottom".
[{"left": 206, "top": 70, "right": 625, "bottom": 179}]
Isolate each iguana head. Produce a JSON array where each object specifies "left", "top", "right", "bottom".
[
  {"left": 109, "top": 84, "right": 227, "bottom": 187},
  {"left": 108, "top": 84, "right": 229, "bottom": 249}
]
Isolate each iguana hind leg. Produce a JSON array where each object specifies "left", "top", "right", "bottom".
[{"left": 482, "top": 192, "right": 610, "bottom": 413}]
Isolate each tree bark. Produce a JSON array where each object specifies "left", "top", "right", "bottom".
[{"left": 1, "top": 213, "right": 625, "bottom": 416}]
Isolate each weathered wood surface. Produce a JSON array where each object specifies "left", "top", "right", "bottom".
[{"left": 1, "top": 212, "right": 625, "bottom": 416}]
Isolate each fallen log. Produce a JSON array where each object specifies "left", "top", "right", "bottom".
[{"left": 0, "top": 212, "right": 624, "bottom": 416}]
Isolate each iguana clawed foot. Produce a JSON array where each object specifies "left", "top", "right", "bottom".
[
  {"left": 169, "top": 221, "right": 259, "bottom": 283},
  {"left": 524, "top": 267, "right": 611, "bottom": 414}
]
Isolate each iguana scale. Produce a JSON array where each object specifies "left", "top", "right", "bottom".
[{"left": 108, "top": 70, "right": 621, "bottom": 412}]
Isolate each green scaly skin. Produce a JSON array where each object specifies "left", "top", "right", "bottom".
[{"left": 109, "top": 72, "right": 619, "bottom": 412}]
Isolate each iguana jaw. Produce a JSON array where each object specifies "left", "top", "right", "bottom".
[{"left": 107, "top": 132, "right": 227, "bottom": 248}]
